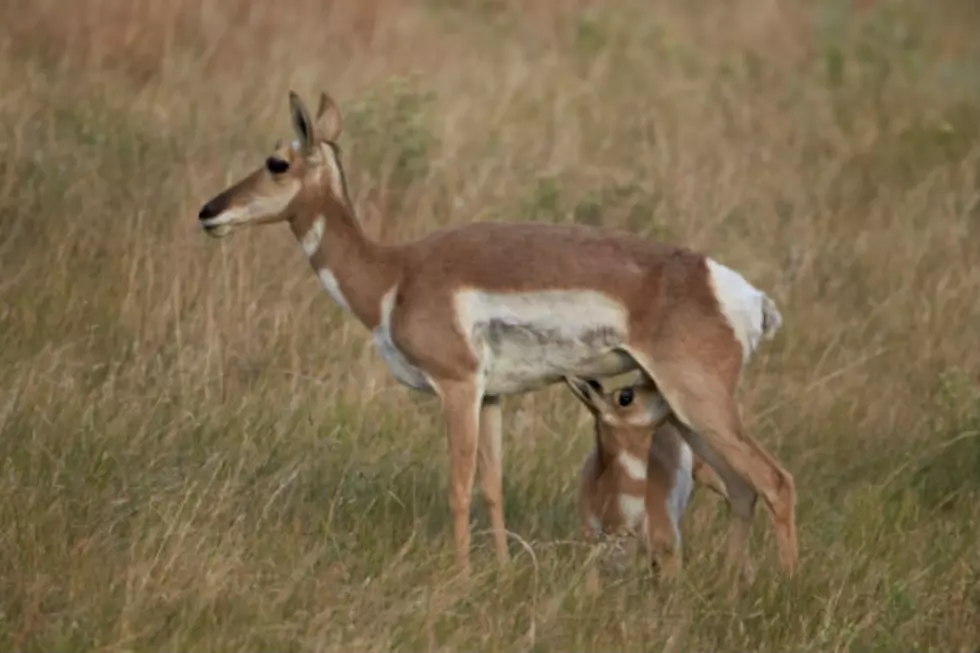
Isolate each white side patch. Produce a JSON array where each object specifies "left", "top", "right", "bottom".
[
  {"left": 371, "top": 289, "right": 434, "bottom": 392},
  {"left": 453, "top": 289, "right": 633, "bottom": 396},
  {"left": 705, "top": 259, "right": 767, "bottom": 365},
  {"left": 618, "top": 494, "right": 646, "bottom": 531},
  {"left": 616, "top": 451, "right": 648, "bottom": 481},
  {"left": 199, "top": 181, "right": 301, "bottom": 228},
  {"left": 317, "top": 268, "right": 350, "bottom": 312},
  {"left": 301, "top": 215, "right": 325, "bottom": 257}
]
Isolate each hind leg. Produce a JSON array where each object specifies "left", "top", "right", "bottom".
[
  {"left": 624, "top": 345, "right": 798, "bottom": 576},
  {"left": 692, "top": 453, "right": 729, "bottom": 500},
  {"left": 477, "top": 395, "right": 509, "bottom": 567},
  {"left": 674, "top": 419, "right": 758, "bottom": 583}
]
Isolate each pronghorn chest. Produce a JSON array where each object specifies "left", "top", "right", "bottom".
[
  {"left": 454, "top": 289, "right": 635, "bottom": 396},
  {"left": 590, "top": 451, "right": 650, "bottom": 538},
  {"left": 372, "top": 289, "right": 435, "bottom": 392},
  {"left": 586, "top": 445, "right": 696, "bottom": 546}
]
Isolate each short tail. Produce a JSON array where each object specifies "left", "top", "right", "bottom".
[{"left": 761, "top": 294, "right": 783, "bottom": 341}]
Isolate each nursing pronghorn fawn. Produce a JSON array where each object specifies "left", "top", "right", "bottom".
[
  {"left": 567, "top": 376, "right": 728, "bottom": 578},
  {"left": 196, "top": 89, "right": 795, "bottom": 582}
]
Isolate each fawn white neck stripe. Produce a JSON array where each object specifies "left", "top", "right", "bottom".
[
  {"left": 617, "top": 452, "right": 647, "bottom": 481},
  {"left": 301, "top": 215, "right": 325, "bottom": 257},
  {"left": 618, "top": 494, "right": 646, "bottom": 527}
]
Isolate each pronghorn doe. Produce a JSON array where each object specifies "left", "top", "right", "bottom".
[
  {"left": 196, "top": 89, "right": 795, "bottom": 580},
  {"left": 567, "top": 376, "right": 727, "bottom": 577}
]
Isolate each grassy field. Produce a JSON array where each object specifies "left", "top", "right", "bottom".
[{"left": 2, "top": 0, "right": 980, "bottom": 650}]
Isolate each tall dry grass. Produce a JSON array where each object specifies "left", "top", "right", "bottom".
[{"left": 1, "top": 0, "right": 979, "bottom": 650}]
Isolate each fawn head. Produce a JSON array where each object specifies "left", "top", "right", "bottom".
[
  {"left": 197, "top": 90, "right": 351, "bottom": 238},
  {"left": 564, "top": 376, "right": 673, "bottom": 452}
]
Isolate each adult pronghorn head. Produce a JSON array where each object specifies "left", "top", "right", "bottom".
[{"left": 197, "top": 90, "right": 350, "bottom": 238}]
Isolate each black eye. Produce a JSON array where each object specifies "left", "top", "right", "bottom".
[
  {"left": 618, "top": 388, "right": 634, "bottom": 407},
  {"left": 266, "top": 156, "right": 290, "bottom": 174}
]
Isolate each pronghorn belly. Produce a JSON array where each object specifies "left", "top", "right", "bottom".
[
  {"left": 482, "top": 335, "right": 634, "bottom": 395},
  {"left": 455, "top": 289, "right": 635, "bottom": 396}
]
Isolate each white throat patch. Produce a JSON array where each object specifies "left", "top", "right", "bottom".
[
  {"left": 317, "top": 268, "right": 350, "bottom": 312},
  {"left": 616, "top": 451, "right": 648, "bottom": 481},
  {"left": 301, "top": 215, "right": 326, "bottom": 257}
]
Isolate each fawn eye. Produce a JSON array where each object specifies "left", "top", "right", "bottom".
[
  {"left": 617, "top": 388, "right": 634, "bottom": 407},
  {"left": 266, "top": 156, "right": 290, "bottom": 175}
]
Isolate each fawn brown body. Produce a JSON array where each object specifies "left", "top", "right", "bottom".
[
  {"left": 196, "top": 90, "right": 796, "bottom": 579},
  {"left": 569, "top": 377, "right": 727, "bottom": 575}
]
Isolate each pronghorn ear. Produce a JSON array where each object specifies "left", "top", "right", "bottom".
[
  {"left": 289, "top": 90, "right": 316, "bottom": 154},
  {"left": 564, "top": 376, "right": 605, "bottom": 414},
  {"left": 636, "top": 374, "right": 659, "bottom": 392},
  {"left": 314, "top": 91, "right": 343, "bottom": 142}
]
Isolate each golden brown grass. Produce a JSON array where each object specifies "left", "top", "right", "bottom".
[{"left": 2, "top": 0, "right": 980, "bottom": 650}]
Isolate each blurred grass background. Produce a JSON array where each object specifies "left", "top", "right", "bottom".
[{"left": 1, "top": 0, "right": 980, "bottom": 650}]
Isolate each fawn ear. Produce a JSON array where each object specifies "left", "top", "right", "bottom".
[{"left": 564, "top": 376, "right": 606, "bottom": 415}]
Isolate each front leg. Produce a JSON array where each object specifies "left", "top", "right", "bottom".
[
  {"left": 645, "top": 511, "right": 682, "bottom": 580},
  {"left": 436, "top": 378, "right": 482, "bottom": 573},
  {"left": 478, "top": 395, "right": 509, "bottom": 566}
]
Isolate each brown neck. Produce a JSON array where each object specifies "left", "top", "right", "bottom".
[
  {"left": 593, "top": 423, "right": 612, "bottom": 473},
  {"left": 595, "top": 424, "right": 651, "bottom": 469},
  {"left": 289, "top": 189, "right": 402, "bottom": 330}
]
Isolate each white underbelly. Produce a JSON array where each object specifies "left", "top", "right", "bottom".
[
  {"left": 480, "top": 331, "right": 635, "bottom": 395},
  {"left": 459, "top": 288, "right": 636, "bottom": 396},
  {"left": 371, "top": 287, "right": 637, "bottom": 397},
  {"left": 370, "top": 323, "right": 634, "bottom": 397}
]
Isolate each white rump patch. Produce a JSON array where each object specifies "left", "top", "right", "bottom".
[
  {"left": 371, "top": 289, "right": 434, "bottom": 392},
  {"left": 317, "top": 268, "right": 350, "bottom": 312},
  {"left": 705, "top": 259, "right": 770, "bottom": 365},
  {"left": 199, "top": 181, "right": 301, "bottom": 229},
  {"left": 616, "top": 451, "right": 647, "bottom": 481},
  {"left": 301, "top": 215, "right": 325, "bottom": 257},
  {"left": 454, "top": 289, "right": 634, "bottom": 396}
]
